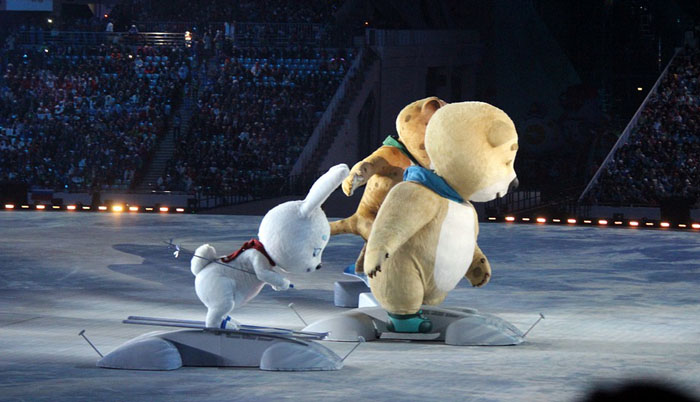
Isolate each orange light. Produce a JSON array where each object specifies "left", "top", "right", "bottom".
[
  {"left": 598, "top": 219, "right": 608, "bottom": 225},
  {"left": 629, "top": 221, "right": 639, "bottom": 227},
  {"left": 552, "top": 219, "right": 561, "bottom": 223},
  {"left": 614, "top": 221, "right": 623, "bottom": 225},
  {"left": 66, "top": 205, "right": 76, "bottom": 211},
  {"left": 678, "top": 224, "right": 687, "bottom": 228},
  {"left": 145, "top": 207, "right": 154, "bottom": 211},
  {"left": 660, "top": 222, "right": 670, "bottom": 228},
  {"left": 567, "top": 218, "right": 577, "bottom": 224},
  {"left": 536, "top": 217, "right": 546, "bottom": 223},
  {"left": 692, "top": 223, "right": 700, "bottom": 229},
  {"left": 159, "top": 207, "right": 169, "bottom": 213},
  {"left": 176, "top": 208, "right": 185, "bottom": 213},
  {"left": 4, "top": 204, "right": 14, "bottom": 209},
  {"left": 82, "top": 206, "right": 91, "bottom": 210},
  {"left": 505, "top": 216, "right": 515, "bottom": 222},
  {"left": 583, "top": 220, "right": 592, "bottom": 224},
  {"left": 36, "top": 205, "right": 46, "bottom": 210},
  {"left": 522, "top": 217, "right": 530, "bottom": 222},
  {"left": 98, "top": 206, "right": 108, "bottom": 211},
  {"left": 112, "top": 205, "right": 124, "bottom": 212},
  {"left": 488, "top": 217, "right": 497, "bottom": 221},
  {"left": 52, "top": 205, "right": 61, "bottom": 209},
  {"left": 129, "top": 206, "right": 139, "bottom": 212},
  {"left": 645, "top": 222, "right": 654, "bottom": 226}
]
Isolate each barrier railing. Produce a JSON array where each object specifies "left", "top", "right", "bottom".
[
  {"left": 15, "top": 31, "right": 186, "bottom": 47},
  {"left": 232, "top": 22, "right": 328, "bottom": 47}
]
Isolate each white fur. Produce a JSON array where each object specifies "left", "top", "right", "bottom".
[
  {"left": 433, "top": 201, "right": 476, "bottom": 292},
  {"left": 469, "top": 171, "right": 517, "bottom": 202},
  {"left": 191, "top": 164, "right": 349, "bottom": 329}
]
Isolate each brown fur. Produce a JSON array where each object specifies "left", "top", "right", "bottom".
[{"left": 329, "top": 97, "right": 446, "bottom": 272}]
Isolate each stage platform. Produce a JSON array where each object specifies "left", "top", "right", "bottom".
[{"left": 0, "top": 212, "right": 698, "bottom": 401}]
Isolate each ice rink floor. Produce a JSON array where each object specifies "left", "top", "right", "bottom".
[{"left": 0, "top": 211, "right": 699, "bottom": 401}]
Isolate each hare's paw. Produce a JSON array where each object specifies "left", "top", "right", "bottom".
[
  {"left": 220, "top": 316, "right": 241, "bottom": 330},
  {"left": 271, "top": 278, "right": 291, "bottom": 291}
]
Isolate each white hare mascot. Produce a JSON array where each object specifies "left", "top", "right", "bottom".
[{"left": 191, "top": 164, "right": 349, "bottom": 329}]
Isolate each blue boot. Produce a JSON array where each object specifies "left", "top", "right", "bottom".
[{"left": 386, "top": 310, "right": 433, "bottom": 333}]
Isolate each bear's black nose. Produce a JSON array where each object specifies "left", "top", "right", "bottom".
[
  {"left": 315, "top": 264, "right": 322, "bottom": 271},
  {"left": 508, "top": 177, "right": 519, "bottom": 192}
]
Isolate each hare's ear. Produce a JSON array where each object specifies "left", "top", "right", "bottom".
[{"left": 299, "top": 164, "right": 349, "bottom": 217}]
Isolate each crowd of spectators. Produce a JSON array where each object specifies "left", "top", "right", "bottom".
[
  {"left": 587, "top": 47, "right": 700, "bottom": 205},
  {"left": 0, "top": 43, "right": 193, "bottom": 191},
  {"left": 159, "top": 47, "right": 352, "bottom": 195},
  {"left": 112, "top": 0, "right": 343, "bottom": 27}
]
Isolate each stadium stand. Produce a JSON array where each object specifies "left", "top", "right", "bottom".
[
  {"left": 585, "top": 47, "right": 700, "bottom": 206},
  {"left": 0, "top": 44, "right": 192, "bottom": 191},
  {"left": 159, "top": 47, "right": 352, "bottom": 196}
]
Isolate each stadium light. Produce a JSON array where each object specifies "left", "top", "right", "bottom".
[
  {"left": 629, "top": 221, "right": 639, "bottom": 227},
  {"left": 637, "top": 87, "right": 643, "bottom": 91},
  {"left": 21, "top": 205, "right": 29, "bottom": 209},
  {"left": 66, "top": 205, "right": 76, "bottom": 211},
  {"left": 678, "top": 224, "right": 687, "bottom": 228},
  {"left": 536, "top": 217, "right": 546, "bottom": 223},
  {"left": 598, "top": 219, "right": 608, "bottom": 225},
  {"left": 36, "top": 205, "right": 46, "bottom": 210},
  {"left": 488, "top": 217, "right": 497, "bottom": 221},
  {"left": 145, "top": 207, "right": 154, "bottom": 211},
  {"left": 660, "top": 222, "right": 670, "bottom": 228},
  {"left": 176, "top": 208, "right": 185, "bottom": 213},
  {"left": 112, "top": 205, "right": 124, "bottom": 212},
  {"left": 521, "top": 217, "right": 530, "bottom": 222},
  {"left": 47, "top": 18, "right": 53, "bottom": 24},
  {"left": 614, "top": 221, "right": 623, "bottom": 225},
  {"left": 4, "top": 204, "right": 14, "bottom": 209},
  {"left": 505, "top": 216, "right": 515, "bottom": 222},
  {"left": 98, "top": 206, "right": 108, "bottom": 211},
  {"left": 52, "top": 205, "right": 61, "bottom": 209},
  {"left": 567, "top": 218, "right": 577, "bottom": 224},
  {"left": 129, "top": 206, "right": 139, "bottom": 212},
  {"left": 692, "top": 223, "right": 700, "bottom": 230},
  {"left": 159, "top": 207, "right": 169, "bottom": 213},
  {"left": 552, "top": 219, "right": 561, "bottom": 223},
  {"left": 82, "top": 206, "right": 91, "bottom": 210},
  {"left": 645, "top": 222, "right": 654, "bottom": 226},
  {"left": 583, "top": 220, "right": 592, "bottom": 224}
]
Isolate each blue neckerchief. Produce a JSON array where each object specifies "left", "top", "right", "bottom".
[{"left": 403, "top": 166, "right": 464, "bottom": 203}]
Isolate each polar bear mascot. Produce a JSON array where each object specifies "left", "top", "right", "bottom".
[{"left": 191, "top": 164, "right": 349, "bottom": 329}]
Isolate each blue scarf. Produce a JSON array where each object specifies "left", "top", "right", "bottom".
[{"left": 403, "top": 166, "right": 464, "bottom": 203}]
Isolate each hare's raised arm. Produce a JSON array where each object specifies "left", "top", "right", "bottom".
[{"left": 299, "top": 164, "right": 349, "bottom": 217}]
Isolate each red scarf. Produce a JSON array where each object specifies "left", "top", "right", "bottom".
[{"left": 220, "top": 239, "right": 276, "bottom": 266}]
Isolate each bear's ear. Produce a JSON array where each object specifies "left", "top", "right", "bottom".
[
  {"left": 421, "top": 97, "right": 445, "bottom": 116},
  {"left": 487, "top": 121, "right": 514, "bottom": 148},
  {"left": 299, "top": 164, "right": 349, "bottom": 217}
]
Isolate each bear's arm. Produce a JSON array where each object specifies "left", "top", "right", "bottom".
[{"left": 364, "top": 182, "right": 442, "bottom": 277}]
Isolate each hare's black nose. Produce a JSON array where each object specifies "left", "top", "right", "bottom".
[{"left": 315, "top": 264, "right": 322, "bottom": 271}]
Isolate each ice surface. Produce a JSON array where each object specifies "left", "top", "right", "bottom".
[{"left": 0, "top": 213, "right": 699, "bottom": 401}]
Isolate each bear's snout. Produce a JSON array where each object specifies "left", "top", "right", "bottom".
[{"left": 508, "top": 177, "right": 519, "bottom": 193}]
